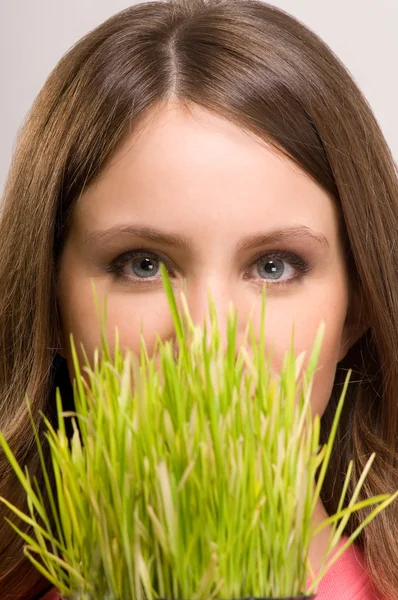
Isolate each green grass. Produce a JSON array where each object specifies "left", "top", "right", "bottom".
[{"left": 0, "top": 264, "right": 396, "bottom": 599}]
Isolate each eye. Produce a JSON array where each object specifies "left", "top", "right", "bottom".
[
  {"left": 246, "top": 250, "right": 311, "bottom": 286},
  {"left": 106, "top": 248, "right": 311, "bottom": 287},
  {"left": 106, "top": 249, "right": 173, "bottom": 284}
]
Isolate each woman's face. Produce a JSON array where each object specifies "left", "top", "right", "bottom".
[{"left": 57, "top": 101, "right": 358, "bottom": 418}]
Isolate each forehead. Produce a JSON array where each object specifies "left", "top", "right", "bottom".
[{"left": 71, "top": 102, "right": 339, "bottom": 243}]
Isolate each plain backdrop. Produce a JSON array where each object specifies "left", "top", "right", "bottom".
[{"left": 0, "top": 0, "right": 397, "bottom": 196}]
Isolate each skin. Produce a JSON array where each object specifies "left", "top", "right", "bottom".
[{"left": 57, "top": 100, "right": 362, "bottom": 576}]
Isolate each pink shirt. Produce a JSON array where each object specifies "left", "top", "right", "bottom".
[
  {"left": 306, "top": 536, "right": 383, "bottom": 599},
  {"left": 40, "top": 537, "right": 383, "bottom": 600}
]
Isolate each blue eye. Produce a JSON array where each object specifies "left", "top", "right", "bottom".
[
  {"left": 257, "top": 258, "right": 285, "bottom": 280},
  {"left": 107, "top": 249, "right": 171, "bottom": 284},
  {"left": 106, "top": 248, "right": 311, "bottom": 286},
  {"left": 130, "top": 255, "right": 161, "bottom": 278}
]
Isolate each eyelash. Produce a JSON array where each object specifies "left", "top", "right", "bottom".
[{"left": 105, "top": 247, "right": 312, "bottom": 288}]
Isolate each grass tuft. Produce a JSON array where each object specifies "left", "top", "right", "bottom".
[{"left": 1, "top": 264, "right": 396, "bottom": 599}]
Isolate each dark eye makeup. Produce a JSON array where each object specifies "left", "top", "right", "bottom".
[{"left": 104, "top": 246, "right": 313, "bottom": 289}]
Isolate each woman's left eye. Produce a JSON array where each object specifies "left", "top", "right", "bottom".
[
  {"left": 105, "top": 248, "right": 312, "bottom": 286},
  {"left": 249, "top": 250, "right": 312, "bottom": 285}
]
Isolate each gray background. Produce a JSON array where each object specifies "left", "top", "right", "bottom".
[{"left": 0, "top": 0, "right": 397, "bottom": 196}]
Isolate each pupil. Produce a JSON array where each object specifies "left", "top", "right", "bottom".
[
  {"left": 133, "top": 257, "right": 158, "bottom": 278},
  {"left": 141, "top": 258, "right": 153, "bottom": 271},
  {"left": 259, "top": 259, "right": 284, "bottom": 280}
]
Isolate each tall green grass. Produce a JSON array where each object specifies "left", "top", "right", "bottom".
[{"left": 0, "top": 264, "right": 396, "bottom": 599}]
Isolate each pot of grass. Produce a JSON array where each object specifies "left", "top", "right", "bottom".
[{"left": 0, "top": 264, "right": 396, "bottom": 600}]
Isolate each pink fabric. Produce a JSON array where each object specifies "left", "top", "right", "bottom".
[
  {"left": 306, "top": 536, "right": 383, "bottom": 599},
  {"left": 40, "top": 537, "right": 383, "bottom": 599}
]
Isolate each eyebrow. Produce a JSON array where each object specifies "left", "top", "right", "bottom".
[{"left": 84, "top": 224, "right": 330, "bottom": 252}]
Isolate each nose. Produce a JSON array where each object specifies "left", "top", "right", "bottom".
[{"left": 174, "top": 276, "right": 253, "bottom": 358}]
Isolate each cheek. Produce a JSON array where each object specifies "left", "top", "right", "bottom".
[
  {"left": 307, "top": 328, "right": 344, "bottom": 418},
  {"left": 58, "top": 278, "right": 179, "bottom": 379},
  {"left": 260, "top": 296, "right": 347, "bottom": 418}
]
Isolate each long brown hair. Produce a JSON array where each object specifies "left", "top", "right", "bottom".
[{"left": 1, "top": 0, "right": 397, "bottom": 597}]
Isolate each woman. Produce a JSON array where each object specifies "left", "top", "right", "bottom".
[{"left": 0, "top": 0, "right": 397, "bottom": 598}]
